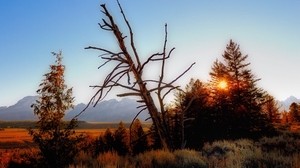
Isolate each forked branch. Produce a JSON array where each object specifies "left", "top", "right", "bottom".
[{"left": 82, "top": 1, "right": 195, "bottom": 150}]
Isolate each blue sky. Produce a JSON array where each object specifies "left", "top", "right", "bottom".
[{"left": 0, "top": 0, "right": 299, "bottom": 106}]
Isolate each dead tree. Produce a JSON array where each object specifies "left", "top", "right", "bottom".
[{"left": 83, "top": 1, "right": 195, "bottom": 150}]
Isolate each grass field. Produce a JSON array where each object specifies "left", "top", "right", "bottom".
[
  {"left": 0, "top": 128, "right": 105, "bottom": 168},
  {"left": 0, "top": 120, "right": 151, "bottom": 129},
  {"left": 1, "top": 123, "right": 298, "bottom": 168},
  {"left": 0, "top": 129, "right": 34, "bottom": 149},
  {"left": 0, "top": 128, "right": 106, "bottom": 150}
]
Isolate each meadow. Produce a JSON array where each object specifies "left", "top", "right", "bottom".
[{"left": 0, "top": 123, "right": 300, "bottom": 168}]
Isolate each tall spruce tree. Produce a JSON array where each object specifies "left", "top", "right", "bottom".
[
  {"left": 29, "top": 52, "right": 82, "bottom": 168},
  {"left": 94, "top": 128, "right": 114, "bottom": 156},
  {"left": 130, "top": 119, "right": 148, "bottom": 155},
  {"left": 262, "top": 94, "right": 280, "bottom": 123},
  {"left": 114, "top": 121, "right": 129, "bottom": 155},
  {"left": 208, "top": 40, "right": 274, "bottom": 139},
  {"left": 289, "top": 102, "right": 300, "bottom": 122},
  {"left": 174, "top": 79, "right": 211, "bottom": 149}
]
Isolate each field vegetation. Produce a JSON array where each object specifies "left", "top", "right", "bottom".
[
  {"left": 1, "top": 124, "right": 299, "bottom": 168},
  {"left": 2, "top": 1, "right": 300, "bottom": 168}
]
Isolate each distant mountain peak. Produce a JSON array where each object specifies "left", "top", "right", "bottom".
[
  {"left": 14, "top": 95, "right": 37, "bottom": 107},
  {"left": 0, "top": 96, "right": 148, "bottom": 122},
  {"left": 284, "top": 96, "right": 298, "bottom": 102},
  {"left": 279, "top": 96, "right": 300, "bottom": 111}
]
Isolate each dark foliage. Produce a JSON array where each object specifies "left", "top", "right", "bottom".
[
  {"left": 130, "top": 119, "right": 149, "bottom": 155},
  {"left": 28, "top": 52, "right": 83, "bottom": 168},
  {"left": 169, "top": 40, "right": 276, "bottom": 149}
]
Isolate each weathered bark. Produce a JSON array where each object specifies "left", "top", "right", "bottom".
[{"left": 82, "top": 1, "right": 194, "bottom": 150}]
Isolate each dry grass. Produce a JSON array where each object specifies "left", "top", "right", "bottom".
[
  {"left": 0, "top": 129, "right": 32, "bottom": 142},
  {"left": 1, "top": 126, "right": 300, "bottom": 168},
  {"left": 76, "top": 129, "right": 107, "bottom": 138},
  {"left": 0, "top": 129, "right": 35, "bottom": 150}
]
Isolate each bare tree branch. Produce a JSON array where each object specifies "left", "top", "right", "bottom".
[{"left": 80, "top": 2, "right": 195, "bottom": 150}]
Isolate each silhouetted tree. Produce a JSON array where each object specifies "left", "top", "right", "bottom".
[
  {"left": 83, "top": 1, "right": 194, "bottom": 150},
  {"left": 208, "top": 40, "right": 274, "bottom": 139},
  {"left": 281, "top": 110, "right": 290, "bottom": 125},
  {"left": 130, "top": 119, "right": 148, "bottom": 155},
  {"left": 289, "top": 102, "right": 300, "bottom": 122},
  {"left": 94, "top": 128, "right": 114, "bottom": 155},
  {"left": 262, "top": 95, "right": 280, "bottom": 123},
  {"left": 114, "top": 121, "right": 129, "bottom": 155},
  {"left": 172, "top": 79, "right": 211, "bottom": 149},
  {"left": 29, "top": 52, "right": 82, "bottom": 168},
  {"left": 148, "top": 124, "right": 162, "bottom": 150}
]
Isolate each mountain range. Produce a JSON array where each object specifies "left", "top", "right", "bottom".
[
  {"left": 0, "top": 96, "right": 149, "bottom": 122},
  {"left": 0, "top": 95, "right": 299, "bottom": 121},
  {"left": 278, "top": 96, "right": 300, "bottom": 111}
]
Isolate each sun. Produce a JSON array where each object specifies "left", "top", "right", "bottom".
[{"left": 217, "top": 80, "right": 228, "bottom": 90}]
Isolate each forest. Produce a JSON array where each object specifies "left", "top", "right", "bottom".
[{"left": 1, "top": 1, "right": 300, "bottom": 168}]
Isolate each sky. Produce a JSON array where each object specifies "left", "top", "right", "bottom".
[{"left": 0, "top": 0, "right": 299, "bottom": 106}]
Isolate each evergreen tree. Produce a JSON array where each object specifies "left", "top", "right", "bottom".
[
  {"left": 113, "top": 121, "right": 129, "bottom": 155},
  {"left": 148, "top": 124, "right": 162, "bottom": 150},
  {"left": 29, "top": 52, "right": 82, "bottom": 168},
  {"left": 262, "top": 95, "right": 280, "bottom": 123},
  {"left": 130, "top": 119, "right": 148, "bottom": 155},
  {"left": 174, "top": 79, "right": 211, "bottom": 149},
  {"left": 208, "top": 40, "right": 274, "bottom": 139},
  {"left": 289, "top": 102, "right": 300, "bottom": 122},
  {"left": 281, "top": 110, "right": 290, "bottom": 124},
  {"left": 103, "top": 128, "right": 114, "bottom": 151},
  {"left": 94, "top": 128, "right": 114, "bottom": 155}
]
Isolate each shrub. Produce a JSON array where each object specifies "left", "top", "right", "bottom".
[
  {"left": 258, "top": 132, "right": 300, "bottom": 155},
  {"left": 202, "top": 139, "right": 261, "bottom": 168},
  {"left": 7, "top": 149, "right": 40, "bottom": 168},
  {"left": 134, "top": 150, "right": 207, "bottom": 168},
  {"left": 173, "top": 149, "right": 207, "bottom": 168},
  {"left": 243, "top": 151, "right": 294, "bottom": 168}
]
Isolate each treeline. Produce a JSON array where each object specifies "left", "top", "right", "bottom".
[{"left": 92, "top": 120, "right": 149, "bottom": 156}]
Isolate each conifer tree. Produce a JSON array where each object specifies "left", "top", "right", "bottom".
[
  {"left": 113, "top": 121, "right": 129, "bottom": 155},
  {"left": 103, "top": 128, "right": 114, "bottom": 151},
  {"left": 29, "top": 52, "right": 81, "bottom": 168},
  {"left": 173, "top": 79, "right": 211, "bottom": 149},
  {"left": 281, "top": 110, "right": 290, "bottom": 124},
  {"left": 148, "top": 124, "right": 162, "bottom": 150},
  {"left": 130, "top": 119, "right": 148, "bottom": 155},
  {"left": 94, "top": 128, "right": 114, "bottom": 155},
  {"left": 208, "top": 40, "right": 274, "bottom": 139},
  {"left": 289, "top": 102, "right": 300, "bottom": 122},
  {"left": 262, "top": 95, "right": 280, "bottom": 123}
]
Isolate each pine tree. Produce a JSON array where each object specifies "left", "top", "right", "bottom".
[
  {"left": 94, "top": 128, "right": 114, "bottom": 155},
  {"left": 29, "top": 52, "right": 82, "bottom": 168},
  {"left": 262, "top": 95, "right": 280, "bottom": 123},
  {"left": 289, "top": 102, "right": 300, "bottom": 123},
  {"left": 130, "top": 119, "right": 148, "bottom": 155},
  {"left": 208, "top": 40, "right": 274, "bottom": 139},
  {"left": 148, "top": 124, "right": 162, "bottom": 150},
  {"left": 281, "top": 110, "right": 290, "bottom": 124},
  {"left": 103, "top": 128, "right": 114, "bottom": 151},
  {"left": 113, "top": 121, "right": 129, "bottom": 155},
  {"left": 174, "top": 79, "right": 211, "bottom": 149}
]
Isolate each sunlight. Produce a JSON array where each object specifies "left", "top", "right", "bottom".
[{"left": 217, "top": 80, "right": 228, "bottom": 90}]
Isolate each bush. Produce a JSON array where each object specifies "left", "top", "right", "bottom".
[
  {"left": 243, "top": 151, "right": 293, "bottom": 168},
  {"left": 7, "top": 149, "right": 40, "bottom": 168},
  {"left": 258, "top": 132, "right": 300, "bottom": 155},
  {"left": 134, "top": 150, "right": 207, "bottom": 168},
  {"left": 202, "top": 138, "right": 300, "bottom": 168},
  {"left": 174, "top": 149, "right": 207, "bottom": 168},
  {"left": 202, "top": 139, "right": 261, "bottom": 168}
]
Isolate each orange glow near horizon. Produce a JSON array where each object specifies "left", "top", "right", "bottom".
[{"left": 217, "top": 80, "right": 228, "bottom": 90}]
